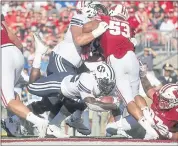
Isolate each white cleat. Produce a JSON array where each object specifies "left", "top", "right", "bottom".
[
  {"left": 106, "top": 122, "right": 132, "bottom": 138},
  {"left": 33, "top": 32, "right": 48, "bottom": 55},
  {"left": 65, "top": 117, "right": 91, "bottom": 135},
  {"left": 47, "top": 124, "right": 69, "bottom": 138},
  {"left": 143, "top": 124, "right": 159, "bottom": 140},
  {"left": 144, "top": 132, "right": 159, "bottom": 140},
  {"left": 33, "top": 120, "right": 48, "bottom": 138}
]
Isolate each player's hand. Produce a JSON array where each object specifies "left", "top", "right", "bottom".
[
  {"left": 92, "top": 21, "right": 108, "bottom": 38},
  {"left": 156, "top": 124, "right": 172, "bottom": 139}
]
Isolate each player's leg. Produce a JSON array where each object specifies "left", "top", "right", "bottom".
[
  {"left": 106, "top": 114, "right": 146, "bottom": 139},
  {"left": 28, "top": 73, "right": 64, "bottom": 97},
  {"left": 128, "top": 51, "right": 158, "bottom": 139},
  {"left": 108, "top": 53, "right": 158, "bottom": 139},
  {"left": 65, "top": 99, "right": 91, "bottom": 135},
  {"left": 1, "top": 46, "right": 48, "bottom": 138},
  {"left": 29, "top": 33, "right": 48, "bottom": 84},
  {"left": 108, "top": 54, "right": 142, "bottom": 120}
]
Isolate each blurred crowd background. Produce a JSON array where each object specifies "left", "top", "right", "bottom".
[{"left": 1, "top": 1, "right": 178, "bottom": 136}]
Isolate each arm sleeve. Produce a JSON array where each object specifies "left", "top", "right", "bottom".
[{"left": 78, "top": 73, "right": 95, "bottom": 99}]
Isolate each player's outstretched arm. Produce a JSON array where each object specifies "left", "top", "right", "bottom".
[
  {"left": 82, "top": 20, "right": 100, "bottom": 33},
  {"left": 139, "top": 61, "right": 156, "bottom": 100},
  {"left": 2, "top": 21, "right": 23, "bottom": 51},
  {"left": 140, "top": 75, "right": 156, "bottom": 100},
  {"left": 71, "top": 21, "right": 108, "bottom": 46},
  {"left": 84, "top": 97, "right": 118, "bottom": 112}
]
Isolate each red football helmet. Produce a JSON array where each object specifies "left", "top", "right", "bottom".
[
  {"left": 158, "top": 83, "right": 178, "bottom": 109},
  {"left": 109, "top": 4, "right": 129, "bottom": 20}
]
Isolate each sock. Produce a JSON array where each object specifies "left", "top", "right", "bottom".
[
  {"left": 32, "top": 53, "right": 42, "bottom": 68},
  {"left": 141, "top": 106, "right": 155, "bottom": 126},
  {"left": 26, "top": 112, "right": 45, "bottom": 125},
  {"left": 71, "top": 110, "right": 82, "bottom": 120},
  {"left": 50, "top": 111, "right": 66, "bottom": 126}
]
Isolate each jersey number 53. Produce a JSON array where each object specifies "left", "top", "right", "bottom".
[{"left": 109, "top": 20, "right": 130, "bottom": 38}]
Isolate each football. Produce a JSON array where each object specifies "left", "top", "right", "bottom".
[{"left": 99, "top": 96, "right": 114, "bottom": 103}]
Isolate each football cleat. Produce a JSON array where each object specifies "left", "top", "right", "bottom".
[
  {"left": 33, "top": 120, "right": 48, "bottom": 138},
  {"left": 46, "top": 124, "right": 69, "bottom": 138}
]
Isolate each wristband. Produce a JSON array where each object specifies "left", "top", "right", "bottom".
[{"left": 92, "top": 28, "right": 103, "bottom": 38}]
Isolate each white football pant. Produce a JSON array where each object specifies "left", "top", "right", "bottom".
[
  {"left": 107, "top": 51, "right": 140, "bottom": 104},
  {"left": 1, "top": 44, "right": 24, "bottom": 107}
]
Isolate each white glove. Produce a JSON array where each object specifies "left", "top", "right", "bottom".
[
  {"left": 92, "top": 21, "right": 108, "bottom": 38},
  {"left": 156, "top": 123, "right": 173, "bottom": 139},
  {"left": 130, "top": 37, "right": 137, "bottom": 46}
]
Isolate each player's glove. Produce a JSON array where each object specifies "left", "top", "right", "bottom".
[
  {"left": 156, "top": 124, "right": 173, "bottom": 139},
  {"left": 92, "top": 21, "right": 108, "bottom": 38}
]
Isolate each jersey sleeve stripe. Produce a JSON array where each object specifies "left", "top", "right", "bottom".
[
  {"left": 78, "top": 82, "right": 91, "bottom": 94},
  {"left": 70, "top": 22, "right": 83, "bottom": 27},
  {"left": 71, "top": 18, "right": 83, "bottom": 22},
  {"left": 79, "top": 81, "right": 91, "bottom": 92},
  {"left": 70, "top": 20, "right": 83, "bottom": 26}
]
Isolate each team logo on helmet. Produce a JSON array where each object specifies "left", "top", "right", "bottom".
[
  {"left": 97, "top": 65, "right": 106, "bottom": 72},
  {"left": 159, "top": 83, "right": 178, "bottom": 109},
  {"left": 94, "top": 63, "right": 116, "bottom": 95}
]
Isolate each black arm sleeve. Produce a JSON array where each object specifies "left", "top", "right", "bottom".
[{"left": 1, "top": 14, "right": 5, "bottom": 21}]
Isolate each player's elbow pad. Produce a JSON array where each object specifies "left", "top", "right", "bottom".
[{"left": 85, "top": 102, "right": 108, "bottom": 112}]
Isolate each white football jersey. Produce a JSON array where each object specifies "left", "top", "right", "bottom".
[
  {"left": 53, "top": 12, "right": 91, "bottom": 68},
  {"left": 61, "top": 72, "right": 101, "bottom": 100}
]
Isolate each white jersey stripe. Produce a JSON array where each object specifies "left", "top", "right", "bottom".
[
  {"left": 29, "top": 83, "right": 61, "bottom": 89},
  {"left": 32, "top": 81, "right": 61, "bottom": 85},
  {"left": 59, "top": 56, "right": 67, "bottom": 72},
  {"left": 28, "top": 86, "right": 60, "bottom": 91},
  {"left": 55, "top": 55, "right": 61, "bottom": 72}
]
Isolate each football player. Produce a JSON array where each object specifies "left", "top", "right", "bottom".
[
  {"left": 82, "top": 4, "right": 159, "bottom": 139},
  {"left": 106, "top": 67, "right": 178, "bottom": 140},
  {"left": 27, "top": 1, "right": 110, "bottom": 135},
  {"left": 27, "top": 32, "right": 120, "bottom": 135},
  {"left": 0, "top": 14, "right": 49, "bottom": 138}
]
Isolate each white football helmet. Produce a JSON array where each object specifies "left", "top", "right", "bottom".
[
  {"left": 93, "top": 62, "right": 116, "bottom": 95},
  {"left": 109, "top": 4, "right": 129, "bottom": 20},
  {"left": 159, "top": 83, "right": 178, "bottom": 109},
  {"left": 76, "top": 0, "right": 107, "bottom": 18}
]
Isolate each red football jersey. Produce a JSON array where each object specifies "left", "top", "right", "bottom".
[
  {"left": 151, "top": 91, "right": 178, "bottom": 130},
  {"left": 1, "top": 23, "right": 13, "bottom": 45},
  {"left": 99, "top": 15, "right": 134, "bottom": 59}
]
